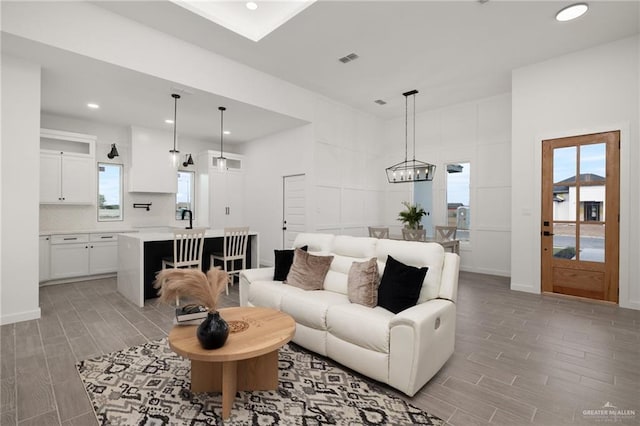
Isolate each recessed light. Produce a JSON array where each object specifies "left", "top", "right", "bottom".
[
  {"left": 246, "top": 2, "right": 258, "bottom": 11},
  {"left": 223, "top": 130, "right": 231, "bottom": 135},
  {"left": 556, "top": 3, "right": 588, "bottom": 22},
  {"left": 87, "top": 103, "right": 100, "bottom": 109},
  {"left": 165, "top": 119, "right": 174, "bottom": 124}
]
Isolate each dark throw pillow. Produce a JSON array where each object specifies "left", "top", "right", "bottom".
[
  {"left": 285, "top": 248, "right": 333, "bottom": 290},
  {"left": 377, "top": 255, "right": 428, "bottom": 314},
  {"left": 273, "top": 245, "right": 308, "bottom": 281}
]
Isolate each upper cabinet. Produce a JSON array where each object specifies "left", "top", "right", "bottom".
[
  {"left": 196, "top": 151, "right": 245, "bottom": 228},
  {"left": 40, "top": 128, "right": 95, "bottom": 204},
  {"left": 129, "top": 126, "right": 177, "bottom": 193}
]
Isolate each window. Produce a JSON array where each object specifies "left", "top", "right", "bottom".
[
  {"left": 98, "top": 163, "right": 123, "bottom": 221},
  {"left": 176, "top": 170, "right": 195, "bottom": 220},
  {"left": 446, "top": 162, "right": 470, "bottom": 241}
]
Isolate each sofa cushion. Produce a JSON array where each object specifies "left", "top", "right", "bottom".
[
  {"left": 376, "top": 239, "right": 444, "bottom": 302},
  {"left": 292, "top": 233, "right": 335, "bottom": 254},
  {"left": 247, "top": 280, "right": 306, "bottom": 310},
  {"left": 327, "top": 304, "right": 394, "bottom": 353},
  {"left": 281, "top": 290, "right": 350, "bottom": 330},
  {"left": 286, "top": 249, "right": 334, "bottom": 290},
  {"left": 377, "top": 255, "right": 427, "bottom": 314},
  {"left": 347, "top": 258, "right": 379, "bottom": 307},
  {"left": 273, "top": 245, "right": 307, "bottom": 281}
]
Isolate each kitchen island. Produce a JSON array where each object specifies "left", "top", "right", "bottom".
[{"left": 117, "top": 229, "right": 259, "bottom": 307}]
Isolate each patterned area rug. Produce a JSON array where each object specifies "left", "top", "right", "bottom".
[{"left": 77, "top": 338, "right": 444, "bottom": 425}]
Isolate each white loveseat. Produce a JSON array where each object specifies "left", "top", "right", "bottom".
[{"left": 239, "top": 233, "right": 459, "bottom": 396}]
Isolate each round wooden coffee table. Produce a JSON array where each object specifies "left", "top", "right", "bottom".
[{"left": 168, "top": 307, "right": 295, "bottom": 420}]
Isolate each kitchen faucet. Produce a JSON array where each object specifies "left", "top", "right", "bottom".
[{"left": 181, "top": 209, "right": 193, "bottom": 229}]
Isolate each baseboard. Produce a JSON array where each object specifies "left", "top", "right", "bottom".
[
  {"left": 39, "top": 273, "right": 116, "bottom": 287},
  {"left": 459, "top": 266, "right": 510, "bottom": 277},
  {"left": 1, "top": 307, "right": 41, "bottom": 325},
  {"left": 620, "top": 300, "right": 640, "bottom": 311},
  {"left": 510, "top": 283, "right": 539, "bottom": 294}
]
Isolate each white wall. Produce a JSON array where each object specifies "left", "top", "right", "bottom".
[
  {"left": 242, "top": 124, "right": 314, "bottom": 265},
  {"left": 512, "top": 36, "right": 639, "bottom": 309},
  {"left": 383, "top": 93, "right": 512, "bottom": 276},
  {"left": 1, "top": 55, "right": 42, "bottom": 324},
  {"left": 243, "top": 96, "right": 386, "bottom": 266},
  {"left": 40, "top": 113, "right": 235, "bottom": 232}
]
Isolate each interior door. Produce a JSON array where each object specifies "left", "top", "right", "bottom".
[
  {"left": 541, "top": 131, "right": 620, "bottom": 302},
  {"left": 282, "top": 174, "right": 306, "bottom": 249}
]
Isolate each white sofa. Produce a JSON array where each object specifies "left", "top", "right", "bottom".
[{"left": 239, "top": 233, "right": 459, "bottom": 397}]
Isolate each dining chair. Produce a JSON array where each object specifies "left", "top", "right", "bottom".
[
  {"left": 401, "top": 228, "right": 426, "bottom": 241},
  {"left": 435, "top": 226, "right": 457, "bottom": 241},
  {"left": 210, "top": 227, "right": 250, "bottom": 295},
  {"left": 162, "top": 228, "right": 206, "bottom": 306},
  {"left": 368, "top": 226, "right": 389, "bottom": 239}
]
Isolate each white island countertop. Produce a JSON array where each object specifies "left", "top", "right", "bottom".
[{"left": 120, "top": 228, "right": 258, "bottom": 242}]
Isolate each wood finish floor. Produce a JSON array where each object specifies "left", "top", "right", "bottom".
[{"left": 1, "top": 272, "right": 638, "bottom": 425}]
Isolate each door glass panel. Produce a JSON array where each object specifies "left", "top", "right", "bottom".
[
  {"left": 553, "top": 147, "right": 576, "bottom": 220},
  {"left": 579, "top": 143, "right": 606, "bottom": 179},
  {"left": 579, "top": 223, "right": 605, "bottom": 263},
  {"left": 553, "top": 223, "right": 576, "bottom": 260}
]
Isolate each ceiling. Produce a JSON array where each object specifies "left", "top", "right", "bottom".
[
  {"left": 93, "top": 0, "right": 639, "bottom": 117},
  {"left": 2, "top": 1, "right": 638, "bottom": 142},
  {"left": 1, "top": 34, "right": 308, "bottom": 143}
]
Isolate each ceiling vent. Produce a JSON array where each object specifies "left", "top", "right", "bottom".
[
  {"left": 374, "top": 99, "right": 387, "bottom": 105},
  {"left": 338, "top": 53, "right": 359, "bottom": 63},
  {"left": 169, "top": 86, "right": 195, "bottom": 96}
]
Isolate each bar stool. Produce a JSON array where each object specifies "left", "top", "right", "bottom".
[
  {"left": 210, "top": 227, "right": 249, "bottom": 295},
  {"left": 162, "top": 228, "right": 206, "bottom": 305}
]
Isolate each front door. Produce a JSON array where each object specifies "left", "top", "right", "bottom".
[
  {"left": 541, "top": 131, "right": 620, "bottom": 302},
  {"left": 282, "top": 174, "right": 306, "bottom": 249}
]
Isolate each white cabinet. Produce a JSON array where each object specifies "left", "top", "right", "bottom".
[
  {"left": 40, "top": 152, "right": 94, "bottom": 203},
  {"left": 40, "top": 129, "right": 95, "bottom": 204},
  {"left": 39, "top": 236, "right": 50, "bottom": 283},
  {"left": 197, "top": 151, "right": 245, "bottom": 228},
  {"left": 47, "top": 233, "right": 118, "bottom": 281},
  {"left": 89, "top": 233, "right": 118, "bottom": 274},
  {"left": 210, "top": 170, "right": 245, "bottom": 227},
  {"left": 129, "top": 126, "right": 177, "bottom": 193},
  {"left": 50, "top": 236, "right": 90, "bottom": 279}
]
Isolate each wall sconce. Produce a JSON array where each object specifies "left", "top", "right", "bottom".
[
  {"left": 182, "top": 154, "right": 194, "bottom": 167},
  {"left": 107, "top": 143, "right": 119, "bottom": 159}
]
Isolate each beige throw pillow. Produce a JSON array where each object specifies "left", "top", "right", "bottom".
[
  {"left": 347, "top": 258, "right": 379, "bottom": 307},
  {"left": 285, "top": 248, "right": 334, "bottom": 290}
]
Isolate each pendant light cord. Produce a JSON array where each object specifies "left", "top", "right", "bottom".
[
  {"left": 412, "top": 93, "right": 416, "bottom": 162},
  {"left": 171, "top": 93, "right": 180, "bottom": 153},
  {"left": 219, "top": 106, "right": 226, "bottom": 157},
  {"left": 404, "top": 94, "right": 408, "bottom": 163}
]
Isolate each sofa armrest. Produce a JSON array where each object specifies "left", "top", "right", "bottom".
[
  {"left": 239, "top": 267, "right": 275, "bottom": 307},
  {"left": 388, "top": 299, "right": 456, "bottom": 396}
]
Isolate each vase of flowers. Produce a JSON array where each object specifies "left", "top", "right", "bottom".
[
  {"left": 398, "top": 201, "right": 427, "bottom": 230},
  {"left": 154, "top": 268, "right": 229, "bottom": 349}
]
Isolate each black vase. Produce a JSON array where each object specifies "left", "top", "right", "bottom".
[{"left": 196, "top": 311, "right": 229, "bottom": 349}]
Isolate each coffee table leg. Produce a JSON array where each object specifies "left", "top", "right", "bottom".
[
  {"left": 221, "top": 360, "right": 238, "bottom": 420},
  {"left": 191, "top": 360, "right": 221, "bottom": 393}
]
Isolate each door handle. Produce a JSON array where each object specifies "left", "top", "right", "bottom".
[{"left": 542, "top": 231, "right": 554, "bottom": 236}]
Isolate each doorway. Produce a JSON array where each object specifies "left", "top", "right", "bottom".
[
  {"left": 282, "top": 174, "right": 306, "bottom": 249},
  {"left": 541, "top": 131, "right": 620, "bottom": 302}
]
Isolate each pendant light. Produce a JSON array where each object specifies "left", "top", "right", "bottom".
[
  {"left": 217, "top": 106, "right": 227, "bottom": 171},
  {"left": 169, "top": 93, "right": 180, "bottom": 167},
  {"left": 385, "top": 90, "right": 435, "bottom": 183}
]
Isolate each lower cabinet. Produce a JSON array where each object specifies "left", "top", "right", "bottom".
[
  {"left": 39, "top": 236, "right": 51, "bottom": 282},
  {"left": 46, "top": 233, "right": 118, "bottom": 281}
]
